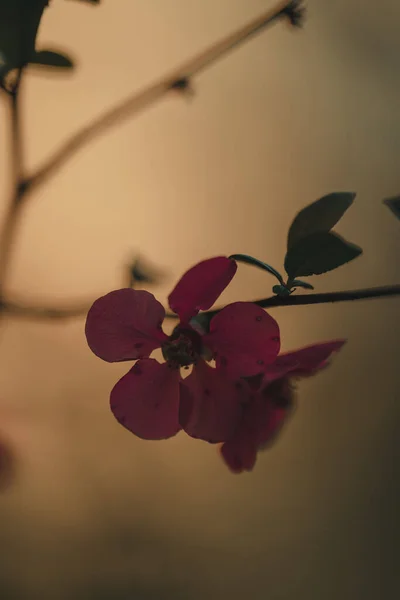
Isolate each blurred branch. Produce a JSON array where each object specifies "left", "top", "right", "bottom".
[
  {"left": 2, "top": 283, "right": 399, "bottom": 321},
  {"left": 0, "top": 68, "right": 27, "bottom": 296},
  {"left": 25, "top": 0, "right": 304, "bottom": 193},
  {"left": 1, "top": 297, "right": 91, "bottom": 320}
]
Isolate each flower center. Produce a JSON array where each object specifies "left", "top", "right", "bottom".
[{"left": 161, "top": 326, "right": 203, "bottom": 368}]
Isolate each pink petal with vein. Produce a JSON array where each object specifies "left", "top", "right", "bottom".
[
  {"left": 168, "top": 256, "right": 237, "bottom": 323},
  {"left": 220, "top": 437, "right": 258, "bottom": 474},
  {"left": 205, "top": 302, "right": 280, "bottom": 378},
  {"left": 85, "top": 289, "right": 167, "bottom": 362},
  {"left": 220, "top": 378, "right": 293, "bottom": 473},
  {"left": 179, "top": 360, "right": 245, "bottom": 443},
  {"left": 110, "top": 359, "right": 181, "bottom": 440},
  {"left": 264, "top": 340, "right": 346, "bottom": 382}
]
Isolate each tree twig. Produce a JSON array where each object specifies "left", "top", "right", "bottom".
[
  {"left": 25, "top": 0, "right": 304, "bottom": 193},
  {"left": 1, "top": 283, "right": 399, "bottom": 321},
  {"left": 0, "top": 68, "right": 27, "bottom": 294}
]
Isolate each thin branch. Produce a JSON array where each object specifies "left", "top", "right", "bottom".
[
  {"left": 25, "top": 0, "right": 304, "bottom": 193},
  {"left": 2, "top": 283, "right": 399, "bottom": 321},
  {"left": 0, "top": 297, "right": 91, "bottom": 320},
  {"left": 0, "top": 69, "right": 26, "bottom": 291},
  {"left": 223, "top": 284, "right": 400, "bottom": 313},
  {"left": 176, "top": 283, "right": 400, "bottom": 321}
]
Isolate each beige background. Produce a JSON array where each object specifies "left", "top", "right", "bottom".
[{"left": 0, "top": 1, "right": 399, "bottom": 598}]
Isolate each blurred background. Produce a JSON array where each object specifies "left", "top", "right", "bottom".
[{"left": 0, "top": 0, "right": 399, "bottom": 598}]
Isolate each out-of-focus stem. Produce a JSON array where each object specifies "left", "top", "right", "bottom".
[
  {"left": 0, "top": 70, "right": 26, "bottom": 297},
  {"left": 25, "top": 0, "right": 304, "bottom": 193},
  {"left": 1, "top": 283, "right": 399, "bottom": 321}
]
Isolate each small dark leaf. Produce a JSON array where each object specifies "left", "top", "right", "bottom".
[
  {"left": 383, "top": 195, "right": 400, "bottom": 221},
  {"left": 29, "top": 49, "right": 74, "bottom": 69},
  {"left": 272, "top": 284, "right": 291, "bottom": 297},
  {"left": 284, "top": 231, "right": 362, "bottom": 278},
  {"left": 290, "top": 279, "right": 314, "bottom": 290},
  {"left": 287, "top": 192, "right": 356, "bottom": 250},
  {"left": 229, "top": 254, "right": 284, "bottom": 284}
]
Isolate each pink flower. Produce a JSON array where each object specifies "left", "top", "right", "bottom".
[
  {"left": 85, "top": 256, "right": 281, "bottom": 442},
  {"left": 220, "top": 340, "right": 346, "bottom": 473}
]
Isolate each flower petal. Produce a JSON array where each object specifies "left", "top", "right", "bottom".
[
  {"left": 168, "top": 256, "right": 237, "bottom": 322},
  {"left": 205, "top": 302, "right": 280, "bottom": 378},
  {"left": 110, "top": 359, "right": 181, "bottom": 440},
  {"left": 220, "top": 379, "right": 293, "bottom": 473},
  {"left": 220, "top": 437, "right": 258, "bottom": 474},
  {"left": 179, "top": 360, "right": 245, "bottom": 443},
  {"left": 257, "top": 381, "right": 293, "bottom": 448},
  {"left": 85, "top": 289, "right": 168, "bottom": 362},
  {"left": 264, "top": 340, "right": 346, "bottom": 382}
]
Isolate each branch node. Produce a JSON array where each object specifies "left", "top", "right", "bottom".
[{"left": 282, "top": 0, "right": 306, "bottom": 28}]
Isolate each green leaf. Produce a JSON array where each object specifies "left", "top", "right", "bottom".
[
  {"left": 287, "top": 192, "right": 356, "bottom": 250},
  {"left": 0, "top": 1, "right": 49, "bottom": 75},
  {"left": 383, "top": 196, "right": 400, "bottom": 221},
  {"left": 272, "top": 284, "right": 291, "bottom": 297},
  {"left": 29, "top": 49, "right": 74, "bottom": 69},
  {"left": 229, "top": 254, "right": 284, "bottom": 284},
  {"left": 284, "top": 231, "right": 362, "bottom": 278},
  {"left": 290, "top": 279, "right": 314, "bottom": 290}
]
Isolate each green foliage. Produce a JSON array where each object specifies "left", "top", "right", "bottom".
[
  {"left": 229, "top": 254, "right": 284, "bottom": 284},
  {"left": 0, "top": 0, "right": 101, "bottom": 83},
  {"left": 284, "top": 231, "right": 362, "bottom": 278},
  {"left": 272, "top": 284, "right": 291, "bottom": 297},
  {"left": 29, "top": 49, "right": 74, "bottom": 69},
  {"left": 383, "top": 195, "right": 400, "bottom": 221},
  {"left": 287, "top": 192, "right": 355, "bottom": 250},
  {"left": 0, "top": 0, "right": 48, "bottom": 76},
  {"left": 283, "top": 191, "right": 362, "bottom": 281},
  {"left": 290, "top": 279, "right": 314, "bottom": 290}
]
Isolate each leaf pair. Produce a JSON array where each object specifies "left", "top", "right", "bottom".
[{"left": 284, "top": 192, "right": 362, "bottom": 279}]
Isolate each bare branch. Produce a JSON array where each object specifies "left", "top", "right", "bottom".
[
  {"left": 2, "top": 281, "right": 399, "bottom": 322},
  {"left": 26, "top": 0, "right": 304, "bottom": 192}
]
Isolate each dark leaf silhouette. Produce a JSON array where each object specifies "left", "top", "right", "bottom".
[
  {"left": 272, "top": 284, "right": 291, "bottom": 297},
  {"left": 229, "top": 254, "right": 284, "bottom": 284},
  {"left": 29, "top": 49, "right": 74, "bottom": 69},
  {"left": 0, "top": 0, "right": 49, "bottom": 76},
  {"left": 284, "top": 231, "right": 362, "bottom": 278},
  {"left": 383, "top": 195, "right": 400, "bottom": 221},
  {"left": 290, "top": 279, "right": 314, "bottom": 290},
  {"left": 287, "top": 192, "right": 356, "bottom": 250}
]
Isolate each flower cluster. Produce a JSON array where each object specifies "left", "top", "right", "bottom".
[{"left": 85, "top": 256, "right": 345, "bottom": 473}]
